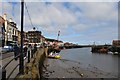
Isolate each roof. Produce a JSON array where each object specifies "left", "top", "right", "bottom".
[
  {"left": 45, "top": 38, "right": 63, "bottom": 42},
  {"left": 28, "top": 30, "right": 41, "bottom": 34}
]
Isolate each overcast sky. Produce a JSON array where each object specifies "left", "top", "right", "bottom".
[{"left": 0, "top": 0, "right": 119, "bottom": 45}]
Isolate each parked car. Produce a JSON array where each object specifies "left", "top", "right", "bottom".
[
  {"left": 0, "top": 47, "right": 2, "bottom": 53},
  {"left": 0, "top": 47, "right": 8, "bottom": 53},
  {"left": 3, "top": 46, "right": 14, "bottom": 52}
]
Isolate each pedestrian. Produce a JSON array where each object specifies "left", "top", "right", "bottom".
[
  {"left": 28, "top": 44, "right": 31, "bottom": 62},
  {"left": 34, "top": 44, "right": 37, "bottom": 53},
  {"left": 31, "top": 44, "right": 34, "bottom": 58},
  {"left": 23, "top": 45, "right": 28, "bottom": 59},
  {"left": 14, "top": 45, "right": 20, "bottom": 60},
  {"left": 28, "top": 44, "right": 31, "bottom": 55}
]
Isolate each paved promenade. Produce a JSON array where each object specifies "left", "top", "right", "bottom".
[{"left": 1, "top": 52, "right": 28, "bottom": 79}]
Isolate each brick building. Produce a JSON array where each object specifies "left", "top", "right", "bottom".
[
  {"left": 27, "top": 31, "right": 42, "bottom": 44},
  {"left": 112, "top": 40, "right": 120, "bottom": 46}
]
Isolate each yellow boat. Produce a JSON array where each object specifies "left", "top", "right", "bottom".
[
  {"left": 54, "top": 55, "right": 61, "bottom": 59},
  {"left": 48, "top": 52, "right": 61, "bottom": 59}
]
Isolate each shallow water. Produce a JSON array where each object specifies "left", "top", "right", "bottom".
[{"left": 60, "top": 48, "right": 119, "bottom": 75}]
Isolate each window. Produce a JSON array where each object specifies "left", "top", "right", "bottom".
[{"left": 13, "top": 29, "right": 14, "bottom": 34}]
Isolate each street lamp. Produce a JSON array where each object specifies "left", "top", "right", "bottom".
[
  {"left": 57, "top": 30, "right": 60, "bottom": 41},
  {"left": 33, "top": 27, "right": 36, "bottom": 43},
  {"left": 19, "top": 0, "right": 24, "bottom": 74},
  {"left": 33, "top": 27, "right": 35, "bottom": 31}
]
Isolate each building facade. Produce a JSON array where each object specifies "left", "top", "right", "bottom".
[
  {"left": 16, "top": 30, "right": 21, "bottom": 46},
  {"left": 0, "top": 16, "right": 5, "bottom": 47},
  {"left": 23, "top": 31, "right": 29, "bottom": 45},
  {"left": 3, "top": 14, "right": 18, "bottom": 46},
  {"left": 27, "top": 31, "right": 42, "bottom": 44},
  {"left": 112, "top": 40, "right": 120, "bottom": 46}
]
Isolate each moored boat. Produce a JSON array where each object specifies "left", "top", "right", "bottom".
[{"left": 47, "top": 52, "right": 61, "bottom": 59}]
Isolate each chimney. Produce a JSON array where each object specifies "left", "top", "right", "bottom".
[
  {"left": 9, "top": 18, "right": 12, "bottom": 22},
  {"left": 3, "top": 13, "right": 7, "bottom": 20}
]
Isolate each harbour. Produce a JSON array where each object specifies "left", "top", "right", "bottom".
[
  {"left": 0, "top": 1, "right": 119, "bottom": 79},
  {"left": 42, "top": 48, "right": 119, "bottom": 78}
]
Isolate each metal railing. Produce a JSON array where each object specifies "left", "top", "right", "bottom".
[
  {"left": 2, "top": 53, "right": 20, "bottom": 80},
  {"left": 2, "top": 50, "right": 36, "bottom": 80}
]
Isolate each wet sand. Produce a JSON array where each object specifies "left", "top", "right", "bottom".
[{"left": 42, "top": 58, "right": 118, "bottom": 78}]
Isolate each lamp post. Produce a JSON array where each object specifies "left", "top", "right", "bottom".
[
  {"left": 19, "top": 0, "right": 24, "bottom": 74},
  {"left": 33, "top": 27, "right": 35, "bottom": 43},
  {"left": 57, "top": 31, "right": 60, "bottom": 41}
]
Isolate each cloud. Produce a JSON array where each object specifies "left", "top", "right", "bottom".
[
  {"left": 3, "top": 0, "right": 118, "bottom": 2},
  {"left": 73, "top": 2, "right": 118, "bottom": 22},
  {"left": 23, "top": 2, "right": 80, "bottom": 37},
  {"left": 1, "top": 2, "right": 21, "bottom": 27},
  {"left": 62, "top": 26, "right": 117, "bottom": 45},
  {"left": 26, "top": 2, "right": 78, "bottom": 25},
  {"left": 0, "top": 2, "right": 2, "bottom": 15},
  {"left": 1, "top": 2, "right": 118, "bottom": 44},
  {"left": 1, "top": 2, "right": 12, "bottom": 17}
]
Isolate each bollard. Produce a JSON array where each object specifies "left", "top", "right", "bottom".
[
  {"left": 31, "top": 50, "right": 33, "bottom": 58},
  {"left": 2, "top": 68, "right": 6, "bottom": 80},
  {"left": 28, "top": 51, "right": 30, "bottom": 63}
]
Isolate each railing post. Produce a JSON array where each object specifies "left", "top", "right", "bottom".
[
  {"left": 2, "top": 68, "right": 6, "bottom": 80},
  {"left": 28, "top": 51, "right": 30, "bottom": 63},
  {"left": 31, "top": 49, "right": 33, "bottom": 58}
]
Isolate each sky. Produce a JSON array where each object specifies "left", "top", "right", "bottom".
[{"left": 0, "top": 0, "right": 119, "bottom": 45}]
